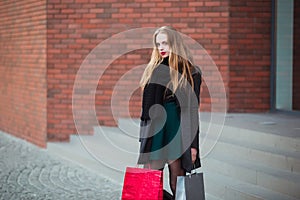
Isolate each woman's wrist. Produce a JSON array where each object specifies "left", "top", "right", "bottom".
[{"left": 191, "top": 148, "right": 197, "bottom": 163}]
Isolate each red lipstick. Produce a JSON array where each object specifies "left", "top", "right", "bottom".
[{"left": 160, "top": 52, "right": 166, "bottom": 56}]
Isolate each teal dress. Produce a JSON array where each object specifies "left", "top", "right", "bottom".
[{"left": 149, "top": 101, "right": 182, "bottom": 161}]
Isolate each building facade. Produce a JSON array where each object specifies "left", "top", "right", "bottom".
[{"left": 0, "top": 0, "right": 298, "bottom": 147}]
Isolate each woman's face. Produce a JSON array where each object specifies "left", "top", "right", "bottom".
[{"left": 155, "top": 33, "right": 170, "bottom": 58}]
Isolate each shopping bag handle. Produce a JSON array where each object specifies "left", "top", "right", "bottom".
[
  {"left": 135, "top": 163, "right": 151, "bottom": 169},
  {"left": 186, "top": 164, "right": 198, "bottom": 176}
]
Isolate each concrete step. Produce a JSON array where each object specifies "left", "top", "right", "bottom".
[
  {"left": 202, "top": 136, "right": 300, "bottom": 174},
  {"left": 203, "top": 153, "right": 300, "bottom": 199},
  {"left": 202, "top": 170, "right": 299, "bottom": 200},
  {"left": 200, "top": 120, "right": 300, "bottom": 154}
]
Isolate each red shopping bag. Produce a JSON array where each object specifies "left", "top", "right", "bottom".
[{"left": 121, "top": 167, "right": 163, "bottom": 200}]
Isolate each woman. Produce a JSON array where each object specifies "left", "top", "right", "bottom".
[{"left": 138, "top": 26, "right": 202, "bottom": 197}]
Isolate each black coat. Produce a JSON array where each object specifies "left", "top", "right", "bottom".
[{"left": 138, "top": 63, "right": 202, "bottom": 173}]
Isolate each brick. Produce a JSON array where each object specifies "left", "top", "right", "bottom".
[
  {"left": 61, "top": 9, "right": 75, "bottom": 14},
  {"left": 205, "top": 1, "right": 221, "bottom": 7},
  {"left": 82, "top": 13, "right": 96, "bottom": 18},
  {"left": 188, "top": 2, "right": 204, "bottom": 7},
  {"left": 111, "top": 13, "right": 125, "bottom": 18},
  {"left": 90, "top": 8, "right": 104, "bottom": 13},
  {"left": 119, "top": 8, "right": 134, "bottom": 13},
  {"left": 141, "top": 2, "right": 156, "bottom": 8}
]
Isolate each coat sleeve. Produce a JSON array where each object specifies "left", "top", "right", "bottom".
[{"left": 190, "top": 71, "right": 202, "bottom": 149}]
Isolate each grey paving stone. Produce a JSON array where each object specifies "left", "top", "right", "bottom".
[{"left": 0, "top": 131, "right": 121, "bottom": 200}]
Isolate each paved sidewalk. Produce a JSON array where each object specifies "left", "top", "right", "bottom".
[{"left": 0, "top": 131, "right": 121, "bottom": 200}]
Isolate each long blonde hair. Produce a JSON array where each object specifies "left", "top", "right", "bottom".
[{"left": 140, "top": 26, "right": 194, "bottom": 92}]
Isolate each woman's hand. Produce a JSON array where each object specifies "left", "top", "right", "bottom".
[{"left": 191, "top": 148, "right": 197, "bottom": 164}]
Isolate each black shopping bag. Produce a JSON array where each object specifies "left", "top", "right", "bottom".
[{"left": 175, "top": 172, "right": 205, "bottom": 200}]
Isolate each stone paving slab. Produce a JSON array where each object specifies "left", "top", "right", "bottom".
[{"left": 0, "top": 131, "right": 121, "bottom": 200}]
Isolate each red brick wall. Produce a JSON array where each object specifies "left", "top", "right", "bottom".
[
  {"left": 228, "top": 0, "right": 272, "bottom": 112},
  {"left": 0, "top": 0, "right": 274, "bottom": 143},
  {"left": 0, "top": 0, "right": 47, "bottom": 147},
  {"left": 47, "top": 0, "right": 231, "bottom": 141},
  {"left": 293, "top": 0, "right": 300, "bottom": 110},
  {"left": 46, "top": 1, "right": 135, "bottom": 139}
]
